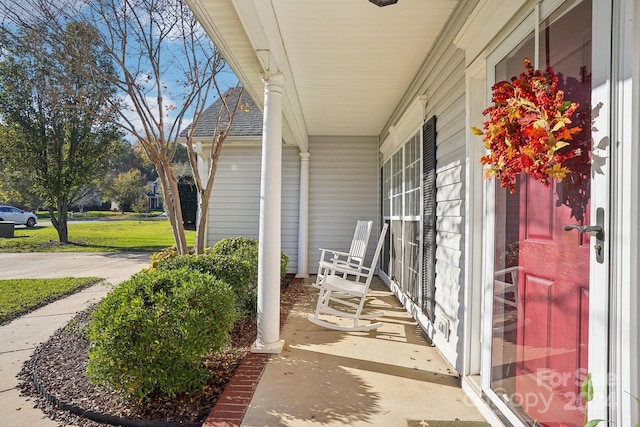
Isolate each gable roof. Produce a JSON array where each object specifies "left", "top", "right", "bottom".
[{"left": 180, "top": 87, "right": 262, "bottom": 139}]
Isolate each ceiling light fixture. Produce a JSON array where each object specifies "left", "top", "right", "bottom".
[{"left": 369, "top": 0, "right": 398, "bottom": 7}]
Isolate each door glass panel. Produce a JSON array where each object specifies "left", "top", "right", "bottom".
[{"left": 490, "top": 1, "right": 592, "bottom": 425}]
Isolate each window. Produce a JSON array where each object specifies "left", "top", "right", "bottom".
[{"left": 381, "top": 130, "right": 423, "bottom": 304}]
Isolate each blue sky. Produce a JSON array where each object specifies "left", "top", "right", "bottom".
[
  {"left": 118, "top": 65, "right": 239, "bottom": 143},
  {"left": 0, "top": 0, "right": 240, "bottom": 144}
]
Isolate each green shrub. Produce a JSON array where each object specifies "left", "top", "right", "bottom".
[
  {"left": 209, "top": 238, "right": 258, "bottom": 283},
  {"left": 87, "top": 268, "right": 236, "bottom": 400},
  {"left": 210, "top": 237, "right": 289, "bottom": 280},
  {"left": 150, "top": 237, "right": 289, "bottom": 317},
  {"left": 150, "top": 237, "right": 289, "bottom": 319},
  {"left": 157, "top": 253, "right": 256, "bottom": 318}
]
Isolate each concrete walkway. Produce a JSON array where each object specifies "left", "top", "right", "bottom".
[{"left": 0, "top": 252, "right": 151, "bottom": 427}]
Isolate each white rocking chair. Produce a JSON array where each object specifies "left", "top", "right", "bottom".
[
  {"left": 308, "top": 223, "right": 389, "bottom": 332},
  {"left": 312, "top": 220, "right": 373, "bottom": 289}
]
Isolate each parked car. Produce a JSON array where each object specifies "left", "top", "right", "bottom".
[{"left": 0, "top": 205, "right": 37, "bottom": 227}]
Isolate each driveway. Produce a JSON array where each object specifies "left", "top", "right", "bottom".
[
  {"left": 0, "top": 252, "right": 150, "bottom": 282},
  {"left": 0, "top": 252, "right": 151, "bottom": 427}
]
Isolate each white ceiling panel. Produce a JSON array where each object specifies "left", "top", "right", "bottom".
[
  {"left": 188, "top": 0, "right": 458, "bottom": 145},
  {"left": 272, "top": 0, "right": 457, "bottom": 136}
]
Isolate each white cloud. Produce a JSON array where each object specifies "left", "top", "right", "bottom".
[{"left": 119, "top": 91, "right": 182, "bottom": 142}]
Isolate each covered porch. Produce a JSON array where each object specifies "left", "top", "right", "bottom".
[
  {"left": 185, "top": 0, "right": 640, "bottom": 425},
  {"left": 184, "top": 0, "right": 464, "bottom": 357},
  {"left": 204, "top": 276, "right": 491, "bottom": 426}
]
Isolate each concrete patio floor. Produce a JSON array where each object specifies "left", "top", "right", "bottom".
[{"left": 239, "top": 277, "right": 491, "bottom": 427}]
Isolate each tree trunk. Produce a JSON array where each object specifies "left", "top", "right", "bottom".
[
  {"left": 195, "top": 186, "right": 212, "bottom": 254},
  {"left": 194, "top": 133, "right": 225, "bottom": 254},
  {"left": 155, "top": 160, "right": 189, "bottom": 254},
  {"left": 49, "top": 197, "right": 69, "bottom": 243}
]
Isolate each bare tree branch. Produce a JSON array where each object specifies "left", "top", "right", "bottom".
[{"left": 0, "top": 0, "right": 239, "bottom": 254}]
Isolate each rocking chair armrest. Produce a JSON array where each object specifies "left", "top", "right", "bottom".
[
  {"left": 319, "top": 260, "right": 372, "bottom": 277},
  {"left": 318, "top": 248, "right": 350, "bottom": 257},
  {"left": 318, "top": 248, "right": 351, "bottom": 261}
]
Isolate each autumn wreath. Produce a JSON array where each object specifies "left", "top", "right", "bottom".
[{"left": 472, "top": 58, "right": 582, "bottom": 193}]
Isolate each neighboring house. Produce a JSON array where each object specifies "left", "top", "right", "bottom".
[
  {"left": 145, "top": 180, "right": 161, "bottom": 210},
  {"left": 109, "top": 181, "right": 161, "bottom": 212},
  {"left": 185, "top": 1, "right": 639, "bottom": 425}
]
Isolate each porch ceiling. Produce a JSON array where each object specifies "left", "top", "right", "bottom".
[{"left": 187, "top": 0, "right": 458, "bottom": 151}]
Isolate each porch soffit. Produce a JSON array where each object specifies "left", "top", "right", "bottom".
[
  {"left": 187, "top": 0, "right": 458, "bottom": 148},
  {"left": 454, "top": 0, "right": 529, "bottom": 67},
  {"left": 186, "top": 0, "right": 302, "bottom": 150}
]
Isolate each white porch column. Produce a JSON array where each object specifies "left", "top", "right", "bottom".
[
  {"left": 252, "top": 72, "right": 285, "bottom": 354},
  {"left": 296, "top": 152, "right": 310, "bottom": 278}
]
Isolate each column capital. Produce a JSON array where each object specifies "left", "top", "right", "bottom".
[
  {"left": 299, "top": 152, "right": 310, "bottom": 161},
  {"left": 261, "top": 72, "right": 286, "bottom": 95}
]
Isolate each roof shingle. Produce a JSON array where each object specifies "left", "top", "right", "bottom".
[{"left": 180, "top": 87, "right": 262, "bottom": 138}]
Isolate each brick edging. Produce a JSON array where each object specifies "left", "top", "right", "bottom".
[
  {"left": 203, "top": 276, "right": 305, "bottom": 427},
  {"left": 202, "top": 352, "right": 271, "bottom": 427}
]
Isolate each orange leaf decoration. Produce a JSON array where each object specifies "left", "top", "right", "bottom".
[{"left": 474, "top": 58, "right": 582, "bottom": 193}]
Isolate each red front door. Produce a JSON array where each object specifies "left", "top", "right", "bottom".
[
  {"left": 515, "top": 176, "right": 590, "bottom": 426},
  {"left": 490, "top": 1, "right": 594, "bottom": 425}
]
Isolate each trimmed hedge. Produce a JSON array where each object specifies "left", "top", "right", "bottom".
[
  {"left": 87, "top": 268, "right": 236, "bottom": 400},
  {"left": 153, "top": 237, "right": 289, "bottom": 319},
  {"left": 157, "top": 253, "right": 256, "bottom": 318},
  {"left": 209, "top": 237, "right": 289, "bottom": 281}
]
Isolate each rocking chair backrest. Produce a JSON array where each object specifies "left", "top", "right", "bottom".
[
  {"left": 308, "top": 222, "right": 390, "bottom": 332},
  {"left": 367, "top": 223, "right": 388, "bottom": 278},
  {"left": 348, "top": 220, "right": 374, "bottom": 265}
]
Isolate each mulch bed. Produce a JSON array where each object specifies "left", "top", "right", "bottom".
[{"left": 17, "top": 276, "right": 306, "bottom": 427}]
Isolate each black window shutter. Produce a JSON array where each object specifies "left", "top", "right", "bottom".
[{"left": 422, "top": 115, "right": 437, "bottom": 322}]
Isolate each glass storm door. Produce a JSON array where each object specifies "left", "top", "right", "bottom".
[{"left": 487, "top": 0, "right": 610, "bottom": 425}]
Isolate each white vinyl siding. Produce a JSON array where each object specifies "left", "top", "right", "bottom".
[
  {"left": 380, "top": 2, "right": 473, "bottom": 371},
  {"left": 425, "top": 63, "right": 466, "bottom": 369},
  {"left": 206, "top": 144, "right": 300, "bottom": 273},
  {"left": 308, "top": 136, "right": 379, "bottom": 273},
  {"left": 423, "top": 64, "right": 466, "bottom": 370}
]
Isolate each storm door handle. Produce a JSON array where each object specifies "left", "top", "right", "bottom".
[
  {"left": 564, "top": 224, "right": 603, "bottom": 239},
  {"left": 563, "top": 207, "right": 606, "bottom": 264}
]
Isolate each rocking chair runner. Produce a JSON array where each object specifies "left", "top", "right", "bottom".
[
  {"left": 308, "top": 223, "right": 389, "bottom": 332},
  {"left": 312, "top": 220, "right": 374, "bottom": 289}
]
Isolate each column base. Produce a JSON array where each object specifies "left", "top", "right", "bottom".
[
  {"left": 295, "top": 273, "right": 309, "bottom": 279},
  {"left": 251, "top": 339, "right": 284, "bottom": 354}
]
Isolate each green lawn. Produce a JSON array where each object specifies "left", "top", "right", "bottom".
[
  {"left": 0, "top": 277, "right": 103, "bottom": 324},
  {"left": 37, "top": 210, "right": 165, "bottom": 221},
  {"left": 0, "top": 219, "right": 195, "bottom": 252},
  {"left": 0, "top": 219, "right": 193, "bottom": 320}
]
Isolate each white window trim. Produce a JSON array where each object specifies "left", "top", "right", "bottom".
[{"left": 380, "top": 96, "right": 427, "bottom": 163}]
